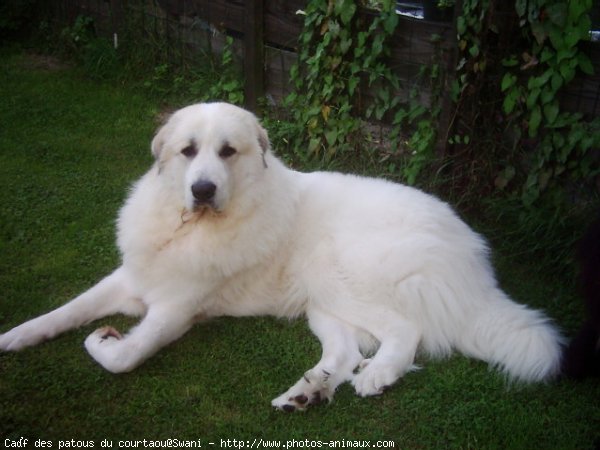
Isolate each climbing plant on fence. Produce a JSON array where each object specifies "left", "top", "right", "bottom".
[
  {"left": 453, "top": 0, "right": 600, "bottom": 208},
  {"left": 501, "top": 0, "right": 600, "bottom": 206},
  {"left": 286, "top": 0, "right": 398, "bottom": 157},
  {"left": 285, "top": 0, "right": 442, "bottom": 184}
]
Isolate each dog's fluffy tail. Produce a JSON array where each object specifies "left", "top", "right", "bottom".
[{"left": 458, "top": 289, "right": 564, "bottom": 383}]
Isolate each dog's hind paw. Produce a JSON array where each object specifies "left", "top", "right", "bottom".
[
  {"left": 271, "top": 369, "right": 334, "bottom": 412},
  {"left": 352, "top": 359, "right": 399, "bottom": 397},
  {"left": 352, "top": 359, "right": 419, "bottom": 397}
]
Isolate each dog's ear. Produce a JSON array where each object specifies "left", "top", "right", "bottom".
[
  {"left": 256, "top": 124, "right": 270, "bottom": 169},
  {"left": 151, "top": 122, "right": 172, "bottom": 160}
]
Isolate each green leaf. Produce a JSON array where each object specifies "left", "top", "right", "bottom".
[
  {"left": 348, "top": 76, "right": 359, "bottom": 95},
  {"left": 551, "top": 72, "right": 563, "bottom": 91},
  {"left": 578, "top": 52, "right": 594, "bottom": 75},
  {"left": 337, "top": 1, "right": 357, "bottom": 26},
  {"left": 526, "top": 88, "right": 540, "bottom": 109},
  {"left": 357, "top": 31, "right": 367, "bottom": 48},
  {"left": 408, "top": 104, "right": 427, "bottom": 122},
  {"left": 329, "top": 56, "right": 342, "bottom": 70},
  {"left": 383, "top": 12, "right": 398, "bottom": 35},
  {"left": 501, "top": 73, "right": 516, "bottom": 91},
  {"left": 529, "top": 105, "right": 542, "bottom": 137},
  {"left": 568, "top": 0, "right": 590, "bottom": 22},
  {"left": 327, "top": 20, "right": 340, "bottom": 38},
  {"left": 557, "top": 47, "right": 577, "bottom": 63},
  {"left": 285, "top": 91, "right": 297, "bottom": 105},
  {"left": 540, "top": 48, "right": 555, "bottom": 63},
  {"left": 308, "top": 137, "right": 321, "bottom": 154},
  {"left": 371, "top": 34, "right": 385, "bottom": 57},
  {"left": 543, "top": 101, "right": 559, "bottom": 124},
  {"left": 393, "top": 108, "right": 408, "bottom": 125},
  {"left": 565, "top": 29, "right": 582, "bottom": 49},
  {"left": 522, "top": 170, "right": 541, "bottom": 206},
  {"left": 548, "top": 26, "right": 565, "bottom": 50},
  {"left": 531, "top": 21, "right": 547, "bottom": 45},
  {"left": 457, "top": 16, "right": 466, "bottom": 35},
  {"left": 559, "top": 60, "right": 576, "bottom": 83},
  {"left": 380, "top": 0, "right": 394, "bottom": 11},
  {"left": 552, "top": 132, "right": 566, "bottom": 154},
  {"left": 502, "top": 56, "right": 519, "bottom": 67},
  {"left": 577, "top": 15, "right": 592, "bottom": 41},
  {"left": 325, "top": 129, "right": 338, "bottom": 146},
  {"left": 550, "top": 111, "right": 580, "bottom": 128},
  {"left": 503, "top": 88, "right": 520, "bottom": 114},
  {"left": 528, "top": 70, "right": 552, "bottom": 89},
  {"left": 567, "top": 125, "right": 586, "bottom": 151},
  {"left": 546, "top": 3, "right": 567, "bottom": 27},
  {"left": 541, "top": 86, "right": 555, "bottom": 105},
  {"left": 340, "top": 37, "right": 352, "bottom": 55}
]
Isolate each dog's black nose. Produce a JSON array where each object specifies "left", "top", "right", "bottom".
[{"left": 191, "top": 180, "right": 216, "bottom": 204}]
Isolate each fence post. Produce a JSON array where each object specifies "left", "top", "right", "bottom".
[
  {"left": 110, "top": 0, "right": 124, "bottom": 49},
  {"left": 244, "top": 0, "right": 265, "bottom": 111}
]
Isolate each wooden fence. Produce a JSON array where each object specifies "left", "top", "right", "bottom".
[
  {"left": 44, "top": 0, "right": 600, "bottom": 155},
  {"left": 46, "top": 0, "right": 456, "bottom": 106}
]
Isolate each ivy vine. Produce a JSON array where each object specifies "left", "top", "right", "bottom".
[
  {"left": 286, "top": 0, "right": 398, "bottom": 156},
  {"left": 501, "top": 0, "right": 599, "bottom": 206},
  {"left": 454, "top": 0, "right": 600, "bottom": 207},
  {"left": 286, "top": 0, "right": 441, "bottom": 184}
]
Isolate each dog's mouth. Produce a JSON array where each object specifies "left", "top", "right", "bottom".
[{"left": 181, "top": 204, "right": 221, "bottom": 223}]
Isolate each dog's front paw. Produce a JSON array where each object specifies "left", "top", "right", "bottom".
[
  {"left": 84, "top": 326, "right": 122, "bottom": 349},
  {"left": 271, "top": 369, "right": 334, "bottom": 412},
  {"left": 0, "top": 329, "right": 31, "bottom": 352},
  {"left": 84, "top": 326, "right": 129, "bottom": 373},
  {"left": 0, "top": 318, "right": 52, "bottom": 351},
  {"left": 96, "top": 326, "right": 123, "bottom": 341}
]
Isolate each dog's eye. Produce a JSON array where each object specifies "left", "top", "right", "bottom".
[
  {"left": 219, "top": 145, "right": 237, "bottom": 159},
  {"left": 181, "top": 145, "right": 197, "bottom": 158}
]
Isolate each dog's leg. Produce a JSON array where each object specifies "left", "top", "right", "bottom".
[
  {"left": 351, "top": 309, "right": 421, "bottom": 397},
  {"left": 84, "top": 302, "right": 194, "bottom": 373},
  {"left": 271, "top": 309, "right": 363, "bottom": 412},
  {"left": 0, "top": 266, "right": 145, "bottom": 351}
]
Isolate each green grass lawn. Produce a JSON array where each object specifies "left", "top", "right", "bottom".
[{"left": 0, "top": 50, "right": 598, "bottom": 449}]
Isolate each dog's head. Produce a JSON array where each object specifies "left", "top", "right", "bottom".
[{"left": 150, "top": 103, "right": 271, "bottom": 217}]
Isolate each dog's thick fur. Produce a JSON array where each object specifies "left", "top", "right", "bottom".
[{"left": 0, "top": 103, "right": 563, "bottom": 410}]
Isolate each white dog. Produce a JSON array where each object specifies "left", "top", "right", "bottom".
[{"left": 0, "top": 103, "right": 563, "bottom": 411}]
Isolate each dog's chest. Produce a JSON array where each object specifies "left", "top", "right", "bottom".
[{"left": 206, "top": 257, "right": 307, "bottom": 318}]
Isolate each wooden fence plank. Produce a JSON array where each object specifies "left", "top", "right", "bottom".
[{"left": 244, "top": 0, "right": 265, "bottom": 111}]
